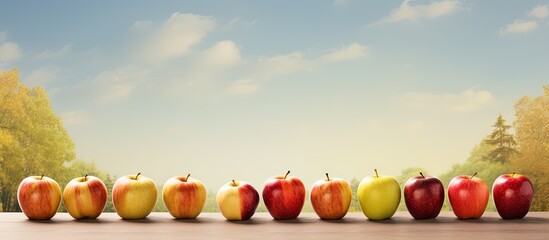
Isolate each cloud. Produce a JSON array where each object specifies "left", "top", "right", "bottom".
[
  {"left": 402, "top": 89, "right": 495, "bottom": 112},
  {"left": 374, "top": 0, "right": 461, "bottom": 24},
  {"left": 61, "top": 111, "right": 90, "bottom": 125},
  {"left": 139, "top": 12, "right": 215, "bottom": 62},
  {"left": 92, "top": 66, "right": 149, "bottom": 102},
  {"left": 320, "top": 43, "right": 368, "bottom": 63},
  {"left": 252, "top": 43, "right": 368, "bottom": 80},
  {"left": 254, "top": 52, "right": 314, "bottom": 79},
  {"left": 35, "top": 44, "right": 72, "bottom": 59},
  {"left": 225, "top": 17, "right": 256, "bottom": 31},
  {"left": 25, "top": 67, "right": 59, "bottom": 86},
  {"left": 500, "top": 20, "right": 538, "bottom": 35},
  {"left": 131, "top": 20, "right": 154, "bottom": 31},
  {"left": 201, "top": 40, "right": 242, "bottom": 67},
  {"left": 0, "top": 32, "right": 21, "bottom": 66},
  {"left": 529, "top": 5, "right": 549, "bottom": 19},
  {"left": 225, "top": 79, "right": 260, "bottom": 95}
]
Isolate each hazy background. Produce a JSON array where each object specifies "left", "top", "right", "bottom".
[{"left": 1, "top": 0, "right": 547, "bottom": 190}]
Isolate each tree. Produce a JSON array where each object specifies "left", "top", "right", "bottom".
[
  {"left": 348, "top": 178, "right": 360, "bottom": 212},
  {"left": 0, "top": 68, "right": 76, "bottom": 211},
  {"left": 510, "top": 86, "right": 549, "bottom": 211},
  {"left": 484, "top": 114, "right": 518, "bottom": 163}
]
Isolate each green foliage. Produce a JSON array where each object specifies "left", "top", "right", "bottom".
[
  {"left": 348, "top": 178, "right": 360, "bottom": 212},
  {"left": 485, "top": 114, "right": 518, "bottom": 163}
]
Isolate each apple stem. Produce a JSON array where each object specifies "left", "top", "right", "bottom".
[
  {"left": 326, "top": 173, "right": 330, "bottom": 181},
  {"left": 374, "top": 169, "right": 379, "bottom": 178},
  {"left": 84, "top": 174, "right": 88, "bottom": 181},
  {"left": 40, "top": 174, "right": 44, "bottom": 180},
  {"left": 232, "top": 179, "right": 236, "bottom": 186},
  {"left": 420, "top": 172, "right": 425, "bottom": 179},
  {"left": 284, "top": 170, "right": 290, "bottom": 180},
  {"left": 470, "top": 172, "right": 477, "bottom": 180},
  {"left": 185, "top": 173, "right": 191, "bottom": 182},
  {"left": 512, "top": 172, "right": 515, "bottom": 178},
  {"left": 136, "top": 172, "right": 141, "bottom": 180}
]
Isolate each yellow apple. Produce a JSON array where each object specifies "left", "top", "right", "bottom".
[
  {"left": 112, "top": 173, "right": 158, "bottom": 220},
  {"left": 357, "top": 169, "right": 401, "bottom": 220},
  {"left": 63, "top": 175, "right": 108, "bottom": 219}
]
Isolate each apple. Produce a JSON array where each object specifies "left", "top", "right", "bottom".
[
  {"left": 112, "top": 173, "right": 158, "bottom": 220},
  {"left": 17, "top": 175, "right": 62, "bottom": 220},
  {"left": 63, "top": 175, "right": 108, "bottom": 219},
  {"left": 310, "top": 173, "right": 352, "bottom": 220},
  {"left": 357, "top": 169, "right": 401, "bottom": 220},
  {"left": 448, "top": 172, "right": 489, "bottom": 219},
  {"left": 216, "top": 179, "right": 259, "bottom": 220},
  {"left": 404, "top": 172, "right": 444, "bottom": 219},
  {"left": 262, "top": 170, "right": 306, "bottom": 220},
  {"left": 162, "top": 173, "right": 206, "bottom": 219},
  {"left": 492, "top": 172, "right": 534, "bottom": 219}
]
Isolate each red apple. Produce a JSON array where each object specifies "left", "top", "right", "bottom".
[
  {"left": 492, "top": 173, "right": 534, "bottom": 219},
  {"left": 162, "top": 174, "right": 207, "bottom": 219},
  {"left": 63, "top": 175, "right": 108, "bottom": 219},
  {"left": 310, "top": 173, "right": 352, "bottom": 220},
  {"left": 216, "top": 179, "right": 260, "bottom": 220},
  {"left": 448, "top": 172, "right": 489, "bottom": 219},
  {"left": 112, "top": 173, "right": 158, "bottom": 220},
  {"left": 404, "top": 172, "right": 444, "bottom": 219},
  {"left": 262, "top": 170, "right": 305, "bottom": 220},
  {"left": 17, "top": 175, "right": 62, "bottom": 220}
]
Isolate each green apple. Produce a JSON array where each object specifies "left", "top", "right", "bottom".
[{"left": 357, "top": 169, "right": 401, "bottom": 220}]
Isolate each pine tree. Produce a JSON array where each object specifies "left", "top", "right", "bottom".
[{"left": 484, "top": 114, "right": 518, "bottom": 163}]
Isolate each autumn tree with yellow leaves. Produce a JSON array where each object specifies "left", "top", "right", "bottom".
[{"left": 0, "top": 68, "right": 76, "bottom": 212}]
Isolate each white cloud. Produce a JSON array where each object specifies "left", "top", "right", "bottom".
[
  {"left": 375, "top": 0, "right": 461, "bottom": 24},
  {"left": 139, "top": 12, "right": 215, "bottom": 62},
  {"left": 25, "top": 67, "right": 59, "bottom": 86},
  {"left": 254, "top": 52, "right": 314, "bottom": 79},
  {"left": 92, "top": 66, "right": 149, "bottom": 102},
  {"left": 225, "top": 79, "right": 260, "bottom": 95},
  {"left": 225, "top": 17, "right": 256, "bottom": 31},
  {"left": 529, "top": 5, "right": 549, "bottom": 19},
  {"left": 500, "top": 20, "right": 538, "bottom": 35},
  {"left": 35, "top": 44, "right": 72, "bottom": 59},
  {"left": 131, "top": 20, "right": 154, "bottom": 31},
  {"left": 0, "top": 32, "right": 21, "bottom": 66},
  {"left": 320, "top": 43, "right": 368, "bottom": 63},
  {"left": 61, "top": 111, "right": 90, "bottom": 125},
  {"left": 201, "top": 40, "right": 242, "bottom": 67},
  {"left": 402, "top": 89, "right": 495, "bottom": 112}
]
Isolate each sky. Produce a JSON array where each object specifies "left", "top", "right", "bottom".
[{"left": 1, "top": 0, "right": 548, "bottom": 190}]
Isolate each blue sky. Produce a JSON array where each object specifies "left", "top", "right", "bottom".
[{"left": 1, "top": 0, "right": 548, "bottom": 189}]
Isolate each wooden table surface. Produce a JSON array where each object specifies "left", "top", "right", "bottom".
[{"left": 1, "top": 211, "right": 548, "bottom": 240}]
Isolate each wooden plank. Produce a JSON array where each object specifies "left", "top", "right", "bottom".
[{"left": 1, "top": 212, "right": 548, "bottom": 240}]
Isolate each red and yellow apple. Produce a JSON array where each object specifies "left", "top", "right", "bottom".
[
  {"left": 262, "top": 170, "right": 306, "bottom": 220},
  {"left": 448, "top": 172, "right": 489, "bottom": 219},
  {"left": 216, "top": 179, "right": 259, "bottom": 220},
  {"left": 357, "top": 169, "right": 401, "bottom": 220},
  {"left": 310, "top": 173, "right": 352, "bottom": 220},
  {"left": 492, "top": 173, "right": 534, "bottom": 219},
  {"left": 162, "top": 174, "right": 206, "bottom": 219},
  {"left": 63, "top": 175, "right": 108, "bottom": 219},
  {"left": 17, "top": 175, "right": 62, "bottom": 220},
  {"left": 112, "top": 173, "right": 158, "bottom": 220}
]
